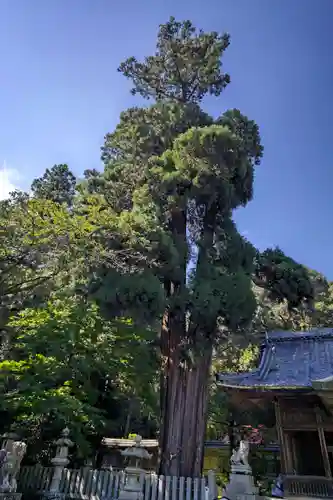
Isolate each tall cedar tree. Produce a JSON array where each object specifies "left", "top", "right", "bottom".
[{"left": 88, "top": 18, "right": 313, "bottom": 476}]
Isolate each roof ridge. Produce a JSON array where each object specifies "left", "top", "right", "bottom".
[
  {"left": 267, "top": 328, "right": 333, "bottom": 342},
  {"left": 217, "top": 328, "right": 333, "bottom": 390}
]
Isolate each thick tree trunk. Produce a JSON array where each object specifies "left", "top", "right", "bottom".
[
  {"left": 159, "top": 332, "right": 213, "bottom": 477},
  {"left": 159, "top": 202, "right": 215, "bottom": 477}
]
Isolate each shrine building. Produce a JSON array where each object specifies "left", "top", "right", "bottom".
[{"left": 217, "top": 329, "right": 333, "bottom": 498}]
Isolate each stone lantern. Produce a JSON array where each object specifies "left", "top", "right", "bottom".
[
  {"left": 43, "top": 428, "right": 73, "bottom": 500},
  {"left": 118, "top": 435, "right": 152, "bottom": 500}
]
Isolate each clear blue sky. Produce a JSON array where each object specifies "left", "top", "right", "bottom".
[{"left": 1, "top": 0, "right": 333, "bottom": 278}]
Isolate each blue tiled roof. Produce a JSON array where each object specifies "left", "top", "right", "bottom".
[{"left": 216, "top": 328, "right": 333, "bottom": 390}]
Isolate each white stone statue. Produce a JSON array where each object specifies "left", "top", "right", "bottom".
[
  {"left": 10, "top": 441, "right": 26, "bottom": 492},
  {"left": 0, "top": 450, "right": 10, "bottom": 493},
  {"left": 231, "top": 439, "right": 249, "bottom": 467},
  {"left": 223, "top": 438, "right": 257, "bottom": 500},
  {"left": 0, "top": 440, "right": 27, "bottom": 492}
]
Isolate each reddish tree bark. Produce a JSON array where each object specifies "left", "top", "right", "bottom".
[
  {"left": 159, "top": 203, "right": 216, "bottom": 477},
  {"left": 159, "top": 320, "right": 213, "bottom": 477}
]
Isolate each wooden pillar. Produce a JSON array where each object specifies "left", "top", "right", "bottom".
[
  {"left": 316, "top": 407, "right": 331, "bottom": 478},
  {"left": 284, "top": 432, "right": 294, "bottom": 473},
  {"left": 274, "top": 399, "right": 288, "bottom": 473},
  {"left": 291, "top": 434, "right": 299, "bottom": 472}
]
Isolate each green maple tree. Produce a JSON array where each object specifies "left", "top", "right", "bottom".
[
  {"left": 0, "top": 293, "right": 159, "bottom": 464},
  {"left": 0, "top": 192, "right": 85, "bottom": 333}
]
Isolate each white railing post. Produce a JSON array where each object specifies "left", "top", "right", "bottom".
[{"left": 207, "top": 470, "right": 218, "bottom": 500}]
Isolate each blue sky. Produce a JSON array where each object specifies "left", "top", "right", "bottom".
[{"left": 1, "top": 0, "right": 333, "bottom": 278}]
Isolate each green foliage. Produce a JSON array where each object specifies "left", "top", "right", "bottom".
[
  {"left": 98, "top": 103, "right": 212, "bottom": 219},
  {"left": 150, "top": 122, "right": 256, "bottom": 210},
  {"left": 90, "top": 269, "right": 166, "bottom": 322},
  {"left": 0, "top": 184, "right": 161, "bottom": 461},
  {"left": 0, "top": 295, "right": 158, "bottom": 461},
  {"left": 206, "top": 341, "right": 260, "bottom": 441},
  {"left": 102, "top": 104, "right": 211, "bottom": 165},
  {"left": 118, "top": 17, "right": 230, "bottom": 103},
  {"left": 313, "top": 281, "right": 333, "bottom": 327},
  {"left": 254, "top": 247, "right": 315, "bottom": 309},
  {"left": 0, "top": 193, "right": 88, "bottom": 330},
  {"left": 216, "top": 109, "right": 263, "bottom": 167},
  {"left": 31, "top": 164, "right": 77, "bottom": 206}
]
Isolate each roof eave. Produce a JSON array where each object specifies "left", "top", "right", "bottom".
[{"left": 217, "top": 382, "right": 312, "bottom": 392}]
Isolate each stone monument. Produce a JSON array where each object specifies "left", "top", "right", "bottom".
[
  {"left": 0, "top": 433, "right": 27, "bottom": 500},
  {"left": 43, "top": 428, "right": 73, "bottom": 500},
  {"left": 222, "top": 435, "right": 258, "bottom": 500},
  {"left": 118, "top": 435, "right": 152, "bottom": 500}
]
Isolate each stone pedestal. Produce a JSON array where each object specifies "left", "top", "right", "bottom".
[
  {"left": 41, "top": 493, "right": 65, "bottom": 500},
  {"left": 222, "top": 464, "right": 258, "bottom": 500},
  {"left": 49, "top": 456, "right": 68, "bottom": 494},
  {"left": 41, "top": 428, "right": 73, "bottom": 500},
  {"left": 0, "top": 493, "right": 22, "bottom": 500},
  {"left": 118, "top": 467, "right": 145, "bottom": 500}
]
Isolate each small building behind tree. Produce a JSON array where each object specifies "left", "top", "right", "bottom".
[{"left": 217, "top": 329, "right": 333, "bottom": 498}]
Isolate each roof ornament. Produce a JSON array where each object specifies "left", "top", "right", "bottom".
[
  {"left": 265, "top": 330, "right": 273, "bottom": 346},
  {"left": 269, "top": 345, "right": 279, "bottom": 372}
]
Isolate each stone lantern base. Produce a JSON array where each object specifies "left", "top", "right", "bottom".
[
  {"left": 117, "top": 467, "right": 146, "bottom": 500},
  {"left": 0, "top": 493, "right": 22, "bottom": 500},
  {"left": 118, "top": 491, "right": 143, "bottom": 500},
  {"left": 41, "top": 492, "right": 66, "bottom": 500}
]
